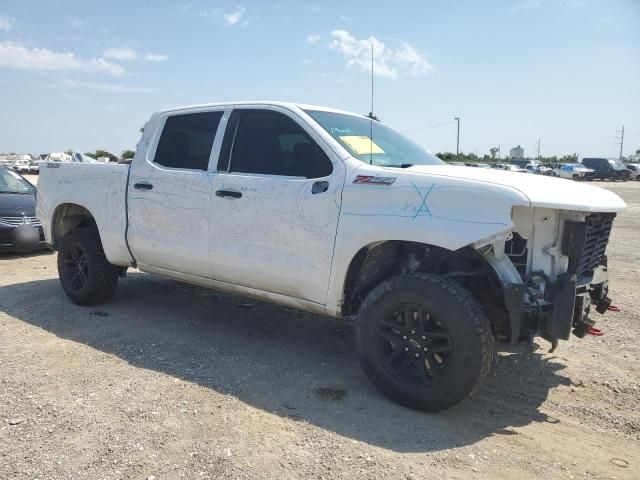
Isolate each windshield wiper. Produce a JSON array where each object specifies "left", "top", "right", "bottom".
[{"left": 384, "top": 163, "right": 414, "bottom": 168}]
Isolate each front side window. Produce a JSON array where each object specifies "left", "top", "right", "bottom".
[
  {"left": 227, "top": 110, "right": 332, "bottom": 178},
  {"left": 305, "top": 110, "right": 443, "bottom": 167},
  {"left": 154, "top": 111, "right": 223, "bottom": 170}
]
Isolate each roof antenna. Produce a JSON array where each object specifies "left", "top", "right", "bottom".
[{"left": 369, "top": 41, "right": 374, "bottom": 165}]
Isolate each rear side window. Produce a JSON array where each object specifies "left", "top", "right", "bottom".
[
  {"left": 226, "top": 110, "right": 332, "bottom": 178},
  {"left": 154, "top": 111, "right": 223, "bottom": 170}
]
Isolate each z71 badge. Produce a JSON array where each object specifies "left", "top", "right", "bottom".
[{"left": 353, "top": 175, "right": 396, "bottom": 185}]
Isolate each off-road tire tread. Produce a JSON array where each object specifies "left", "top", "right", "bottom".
[
  {"left": 355, "top": 272, "right": 495, "bottom": 411},
  {"left": 57, "top": 227, "right": 119, "bottom": 306}
]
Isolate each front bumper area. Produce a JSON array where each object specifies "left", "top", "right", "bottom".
[
  {"left": 498, "top": 212, "right": 617, "bottom": 347},
  {"left": 531, "top": 265, "right": 612, "bottom": 345},
  {"left": 502, "top": 267, "right": 613, "bottom": 347},
  {"left": 0, "top": 223, "right": 47, "bottom": 252}
]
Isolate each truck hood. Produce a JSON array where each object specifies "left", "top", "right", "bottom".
[{"left": 391, "top": 165, "right": 627, "bottom": 213}]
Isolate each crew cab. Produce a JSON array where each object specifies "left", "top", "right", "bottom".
[{"left": 36, "top": 102, "right": 627, "bottom": 411}]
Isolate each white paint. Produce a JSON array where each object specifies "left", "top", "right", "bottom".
[
  {"left": 126, "top": 107, "right": 226, "bottom": 278},
  {"left": 36, "top": 101, "right": 627, "bottom": 318}
]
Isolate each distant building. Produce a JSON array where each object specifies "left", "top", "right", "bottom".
[{"left": 509, "top": 145, "right": 524, "bottom": 160}]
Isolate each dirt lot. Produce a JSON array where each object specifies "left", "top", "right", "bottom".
[{"left": 1, "top": 179, "right": 639, "bottom": 480}]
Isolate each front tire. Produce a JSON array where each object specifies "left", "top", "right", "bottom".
[
  {"left": 57, "top": 227, "right": 119, "bottom": 305},
  {"left": 355, "top": 273, "right": 494, "bottom": 412}
]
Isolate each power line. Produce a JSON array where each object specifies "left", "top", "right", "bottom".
[{"left": 401, "top": 121, "right": 457, "bottom": 133}]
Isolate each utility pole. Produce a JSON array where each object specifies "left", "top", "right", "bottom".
[
  {"left": 616, "top": 126, "right": 624, "bottom": 161},
  {"left": 536, "top": 138, "right": 541, "bottom": 160},
  {"left": 454, "top": 117, "right": 460, "bottom": 159}
]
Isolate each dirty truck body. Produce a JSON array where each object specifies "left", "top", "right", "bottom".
[{"left": 36, "top": 102, "right": 627, "bottom": 411}]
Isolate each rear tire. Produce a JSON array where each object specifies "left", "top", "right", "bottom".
[
  {"left": 57, "top": 227, "right": 119, "bottom": 305},
  {"left": 355, "top": 273, "right": 494, "bottom": 412}
]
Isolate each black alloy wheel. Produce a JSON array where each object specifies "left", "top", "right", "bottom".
[
  {"left": 61, "top": 241, "right": 89, "bottom": 292},
  {"left": 375, "top": 303, "right": 453, "bottom": 387}
]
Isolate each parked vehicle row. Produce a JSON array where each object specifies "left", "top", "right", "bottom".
[
  {"left": 450, "top": 159, "right": 638, "bottom": 182},
  {"left": 9, "top": 160, "right": 39, "bottom": 175}
]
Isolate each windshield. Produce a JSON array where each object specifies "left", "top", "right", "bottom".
[
  {"left": 607, "top": 159, "right": 627, "bottom": 169},
  {"left": 305, "top": 110, "right": 443, "bottom": 167},
  {"left": 0, "top": 168, "right": 35, "bottom": 194}
]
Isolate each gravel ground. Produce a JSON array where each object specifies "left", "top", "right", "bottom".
[{"left": 1, "top": 179, "right": 639, "bottom": 479}]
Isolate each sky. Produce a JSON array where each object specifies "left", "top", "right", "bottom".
[{"left": 0, "top": 0, "right": 638, "bottom": 159}]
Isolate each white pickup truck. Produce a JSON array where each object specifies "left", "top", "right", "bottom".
[{"left": 37, "top": 101, "right": 627, "bottom": 411}]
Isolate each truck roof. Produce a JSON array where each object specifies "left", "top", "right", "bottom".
[{"left": 157, "top": 101, "right": 365, "bottom": 118}]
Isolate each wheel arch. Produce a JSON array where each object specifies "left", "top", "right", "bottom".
[
  {"left": 341, "top": 240, "right": 512, "bottom": 341},
  {"left": 51, "top": 203, "right": 98, "bottom": 248}
]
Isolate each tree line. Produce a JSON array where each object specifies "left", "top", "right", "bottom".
[{"left": 66, "top": 147, "right": 639, "bottom": 165}]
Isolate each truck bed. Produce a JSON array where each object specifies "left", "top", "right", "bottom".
[{"left": 36, "top": 162, "right": 134, "bottom": 266}]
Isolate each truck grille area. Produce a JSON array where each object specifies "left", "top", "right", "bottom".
[
  {"left": 505, "top": 232, "right": 528, "bottom": 278},
  {"left": 562, "top": 213, "right": 615, "bottom": 283}
]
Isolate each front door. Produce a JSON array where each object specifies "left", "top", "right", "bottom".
[
  {"left": 211, "top": 107, "right": 345, "bottom": 305},
  {"left": 127, "top": 109, "right": 224, "bottom": 277}
]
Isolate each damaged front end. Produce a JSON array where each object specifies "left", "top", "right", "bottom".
[{"left": 479, "top": 207, "right": 617, "bottom": 350}]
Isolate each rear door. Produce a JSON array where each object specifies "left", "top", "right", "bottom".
[
  {"left": 127, "top": 109, "right": 224, "bottom": 277},
  {"left": 210, "top": 106, "right": 345, "bottom": 305}
]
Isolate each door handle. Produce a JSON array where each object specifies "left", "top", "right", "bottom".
[
  {"left": 216, "top": 189, "right": 242, "bottom": 199},
  {"left": 311, "top": 181, "right": 329, "bottom": 194},
  {"left": 133, "top": 182, "right": 153, "bottom": 191}
]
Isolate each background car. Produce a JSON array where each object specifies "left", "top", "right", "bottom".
[
  {"left": 503, "top": 164, "right": 527, "bottom": 173},
  {"left": 550, "top": 163, "right": 568, "bottom": 177},
  {"left": 10, "top": 159, "right": 32, "bottom": 174},
  {"left": 557, "top": 163, "right": 594, "bottom": 181},
  {"left": 0, "top": 166, "right": 46, "bottom": 252},
  {"left": 525, "top": 164, "right": 551, "bottom": 174},
  {"left": 581, "top": 157, "right": 630, "bottom": 181},
  {"left": 625, "top": 164, "right": 640, "bottom": 180}
]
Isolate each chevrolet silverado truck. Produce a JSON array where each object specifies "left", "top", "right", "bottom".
[{"left": 36, "top": 102, "right": 627, "bottom": 411}]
